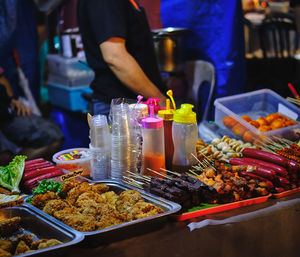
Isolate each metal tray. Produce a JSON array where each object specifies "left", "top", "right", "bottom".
[
  {"left": 0, "top": 205, "right": 84, "bottom": 257},
  {"left": 25, "top": 180, "right": 181, "bottom": 247}
]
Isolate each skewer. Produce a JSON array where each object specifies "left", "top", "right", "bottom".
[
  {"left": 286, "top": 97, "right": 300, "bottom": 106},
  {"left": 125, "top": 170, "right": 151, "bottom": 182},
  {"left": 123, "top": 177, "right": 144, "bottom": 189},
  {"left": 146, "top": 168, "right": 173, "bottom": 180},
  {"left": 188, "top": 170, "right": 199, "bottom": 177},
  {"left": 160, "top": 168, "right": 181, "bottom": 177}
]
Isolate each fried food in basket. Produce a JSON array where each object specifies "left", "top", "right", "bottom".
[
  {"left": 30, "top": 182, "right": 164, "bottom": 232},
  {"left": 0, "top": 248, "right": 11, "bottom": 257}
]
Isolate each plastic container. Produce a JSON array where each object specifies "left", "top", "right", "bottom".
[
  {"left": 158, "top": 99, "right": 175, "bottom": 170},
  {"left": 214, "top": 89, "right": 300, "bottom": 142},
  {"left": 47, "top": 54, "right": 94, "bottom": 78},
  {"left": 47, "top": 82, "right": 92, "bottom": 111},
  {"left": 48, "top": 73, "right": 94, "bottom": 87},
  {"left": 52, "top": 148, "right": 91, "bottom": 177},
  {"left": 172, "top": 104, "right": 198, "bottom": 173},
  {"left": 142, "top": 106, "right": 166, "bottom": 178}
]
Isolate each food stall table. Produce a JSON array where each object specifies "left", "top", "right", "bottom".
[{"left": 66, "top": 192, "right": 300, "bottom": 257}]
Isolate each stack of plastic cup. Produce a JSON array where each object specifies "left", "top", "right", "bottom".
[
  {"left": 89, "top": 115, "right": 111, "bottom": 180},
  {"left": 110, "top": 103, "right": 137, "bottom": 181}
]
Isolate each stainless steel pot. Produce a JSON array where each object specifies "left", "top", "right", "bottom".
[{"left": 152, "top": 27, "right": 187, "bottom": 73}]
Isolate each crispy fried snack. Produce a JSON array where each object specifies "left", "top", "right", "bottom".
[
  {"left": 0, "top": 240, "right": 12, "bottom": 252},
  {"left": 43, "top": 199, "right": 70, "bottom": 216},
  {"left": 96, "top": 204, "right": 128, "bottom": 229},
  {"left": 16, "top": 234, "right": 34, "bottom": 248},
  {"left": 98, "top": 191, "right": 118, "bottom": 208},
  {"left": 127, "top": 202, "right": 164, "bottom": 220},
  {"left": 14, "top": 241, "right": 30, "bottom": 255},
  {"left": 115, "top": 190, "right": 143, "bottom": 214},
  {"left": 92, "top": 184, "right": 110, "bottom": 194},
  {"left": 31, "top": 191, "right": 59, "bottom": 209},
  {"left": 60, "top": 180, "right": 82, "bottom": 198},
  {"left": 0, "top": 217, "right": 21, "bottom": 236},
  {"left": 66, "top": 182, "right": 92, "bottom": 204},
  {"left": 37, "top": 239, "right": 62, "bottom": 249},
  {"left": 0, "top": 248, "right": 11, "bottom": 257}
]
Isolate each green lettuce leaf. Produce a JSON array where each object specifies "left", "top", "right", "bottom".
[{"left": 0, "top": 155, "right": 27, "bottom": 194}]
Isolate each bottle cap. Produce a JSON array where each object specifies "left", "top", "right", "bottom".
[
  {"left": 173, "top": 104, "right": 197, "bottom": 124},
  {"left": 158, "top": 99, "right": 174, "bottom": 121},
  {"left": 142, "top": 97, "right": 161, "bottom": 114},
  {"left": 142, "top": 106, "right": 163, "bottom": 129}
]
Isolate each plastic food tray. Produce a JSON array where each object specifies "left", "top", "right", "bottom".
[
  {"left": 271, "top": 187, "right": 300, "bottom": 198},
  {"left": 0, "top": 206, "right": 84, "bottom": 257},
  {"left": 172, "top": 194, "right": 271, "bottom": 221},
  {"left": 214, "top": 89, "right": 300, "bottom": 142},
  {"left": 25, "top": 180, "right": 181, "bottom": 247}
]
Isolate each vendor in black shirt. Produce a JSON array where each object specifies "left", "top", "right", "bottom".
[{"left": 77, "top": 0, "right": 167, "bottom": 113}]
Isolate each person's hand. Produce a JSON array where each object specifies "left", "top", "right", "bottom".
[{"left": 10, "top": 99, "right": 32, "bottom": 116}]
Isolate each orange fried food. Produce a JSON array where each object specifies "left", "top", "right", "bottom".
[
  {"left": 265, "top": 112, "right": 279, "bottom": 124},
  {"left": 127, "top": 202, "right": 164, "bottom": 220},
  {"left": 66, "top": 182, "right": 92, "bottom": 204},
  {"left": 248, "top": 120, "right": 260, "bottom": 128},
  {"left": 14, "top": 241, "right": 30, "bottom": 256},
  {"left": 60, "top": 180, "right": 81, "bottom": 198},
  {"left": 115, "top": 190, "right": 143, "bottom": 214},
  {"left": 241, "top": 115, "right": 251, "bottom": 122},
  {"left": 222, "top": 116, "right": 237, "bottom": 128},
  {"left": 243, "top": 131, "right": 255, "bottom": 142},
  {"left": 0, "top": 217, "right": 21, "bottom": 236},
  {"left": 43, "top": 199, "right": 70, "bottom": 216},
  {"left": 31, "top": 192, "right": 59, "bottom": 209},
  {"left": 0, "top": 248, "right": 11, "bottom": 257},
  {"left": 16, "top": 235, "right": 34, "bottom": 248},
  {"left": 270, "top": 119, "right": 285, "bottom": 130},
  {"left": 284, "top": 119, "right": 298, "bottom": 126},
  {"left": 92, "top": 184, "right": 110, "bottom": 194},
  {"left": 256, "top": 116, "right": 268, "bottom": 127},
  {"left": 258, "top": 125, "right": 271, "bottom": 132},
  {"left": 232, "top": 124, "right": 247, "bottom": 138}
]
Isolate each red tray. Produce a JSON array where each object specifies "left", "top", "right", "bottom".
[
  {"left": 172, "top": 194, "right": 271, "bottom": 221},
  {"left": 271, "top": 187, "right": 300, "bottom": 199}
]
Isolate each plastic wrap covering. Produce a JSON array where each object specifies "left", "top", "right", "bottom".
[
  {"left": 0, "top": 0, "right": 17, "bottom": 48},
  {"left": 160, "top": 0, "right": 246, "bottom": 120}
]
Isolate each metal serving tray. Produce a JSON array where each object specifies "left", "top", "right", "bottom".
[
  {"left": 0, "top": 205, "right": 84, "bottom": 257},
  {"left": 25, "top": 180, "right": 181, "bottom": 247}
]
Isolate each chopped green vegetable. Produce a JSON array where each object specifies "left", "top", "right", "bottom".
[
  {"left": 0, "top": 155, "right": 27, "bottom": 194},
  {"left": 26, "top": 179, "right": 62, "bottom": 203}
]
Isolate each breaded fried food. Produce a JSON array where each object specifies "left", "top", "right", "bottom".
[
  {"left": 53, "top": 207, "right": 80, "bottom": 221},
  {"left": 98, "top": 191, "right": 118, "bottom": 207},
  {"left": 60, "top": 180, "right": 81, "bottom": 198},
  {"left": 31, "top": 192, "right": 59, "bottom": 209},
  {"left": 0, "top": 248, "right": 11, "bottom": 257},
  {"left": 14, "top": 241, "right": 30, "bottom": 255},
  {"left": 58, "top": 213, "right": 96, "bottom": 232},
  {"left": 16, "top": 234, "right": 34, "bottom": 248},
  {"left": 66, "top": 182, "right": 92, "bottom": 204},
  {"left": 43, "top": 199, "right": 70, "bottom": 215},
  {"left": 0, "top": 217, "right": 21, "bottom": 236},
  {"left": 92, "top": 184, "right": 109, "bottom": 194},
  {"left": 0, "top": 240, "right": 12, "bottom": 252},
  {"left": 115, "top": 190, "right": 142, "bottom": 213},
  {"left": 30, "top": 239, "right": 48, "bottom": 250},
  {"left": 127, "top": 201, "right": 164, "bottom": 220},
  {"left": 37, "top": 239, "right": 62, "bottom": 249},
  {"left": 95, "top": 204, "right": 128, "bottom": 229},
  {"left": 76, "top": 191, "right": 103, "bottom": 206}
]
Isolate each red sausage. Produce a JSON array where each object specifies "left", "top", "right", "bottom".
[
  {"left": 23, "top": 169, "right": 64, "bottom": 188},
  {"left": 23, "top": 166, "right": 60, "bottom": 181},
  {"left": 287, "top": 160, "right": 300, "bottom": 174},
  {"left": 24, "top": 162, "right": 53, "bottom": 172},
  {"left": 25, "top": 158, "right": 45, "bottom": 165},
  {"left": 241, "top": 157, "right": 288, "bottom": 177},
  {"left": 230, "top": 158, "right": 276, "bottom": 180},
  {"left": 239, "top": 171, "right": 274, "bottom": 189},
  {"left": 242, "top": 148, "right": 288, "bottom": 167},
  {"left": 276, "top": 176, "right": 290, "bottom": 190},
  {"left": 275, "top": 187, "right": 285, "bottom": 193}
]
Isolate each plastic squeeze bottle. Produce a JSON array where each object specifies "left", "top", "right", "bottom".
[
  {"left": 142, "top": 106, "right": 166, "bottom": 178},
  {"left": 172, "top": 104, "right": 198, "bottom": 173},
  {"left": 158, "top": 90, "right": 176, "bottom": 170}
]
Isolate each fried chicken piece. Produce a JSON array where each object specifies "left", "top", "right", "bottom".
[
  {"left": 127, "top": 201, "right": 164, "bottom": 220},
  {"left": 37, "top": 239, "right": 62, "bottom": 249},
  {"left": 95, "top": 204, "right": 128, "bottom": 229},
  {"left": 43, "top": 199, "right": 70, "bottom": 216},
  {"left": 115, "top": 190, "right": 142, "bottom": 214},
  {"left": 31, "top": 192, "right": 59, "bottom": 209},
  {"left": 0, "top": 217, "right": 21, "bottom": 236},
  {"left": 92, "top": 184, "right": 109, "bottom": 194},
  {"left": 16, "top": 234, "right": 34, "bottom": 248},
  {"left": 0, "top": 240, "right": 12, "bottom": 252},
  {"left": 53, "top": 207, "right": 80, "bottom": 221},
  {"left": 62, "top": 214, "right": 96, "bottom": 232},
  {"left": 60, "top": 180, "right": 82, "bottom": 198},
  {"left": 66, "top": 182, "right": 92, "bottom": 204},
  {"left": 14, "top": 240, "right": 30, "bottom": 255},
  {"left": 98, "top": 191, "right": 118, "bottom": 207},
  {"left": 76, "top": 191, "right": 103, "bottom": 205},
  {"left": 0, "top": 248, "right": 11, "bottom": 257}
]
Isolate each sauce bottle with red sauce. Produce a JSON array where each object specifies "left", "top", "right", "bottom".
[{"left": 141, "top": 106, "right": 166, "bottom": 178}]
